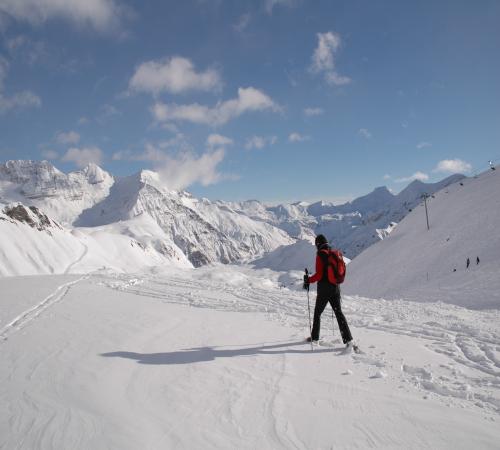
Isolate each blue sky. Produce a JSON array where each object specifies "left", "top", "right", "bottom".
[{"left": 0, "top": 0, "right": 499, "bottom": 203}]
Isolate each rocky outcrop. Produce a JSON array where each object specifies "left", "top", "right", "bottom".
[{"left": 3, "top": 204, "right": 62, "bottom": 234}]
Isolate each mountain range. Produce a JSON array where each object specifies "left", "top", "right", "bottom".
[{"left": 0, "top": 159, "right": 465, "bottom": 275}]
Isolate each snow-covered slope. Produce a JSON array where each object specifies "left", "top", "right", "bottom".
[
  {"left": 0, "top": 203, "right": 188, "bottom": 276},
  {"left": 343, "top": 168, "right": 500, "bottom": 309},
  {"left": 252, "top": 239, "right": 317, "bottom": 272}
]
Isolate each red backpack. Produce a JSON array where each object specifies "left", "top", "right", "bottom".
[{"left": 320, "top": 248, "right": 346, "bottom": 284}]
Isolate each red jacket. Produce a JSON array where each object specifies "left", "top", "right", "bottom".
[{"left": 308, "top": 253, "right": 325, "bottom": 284}]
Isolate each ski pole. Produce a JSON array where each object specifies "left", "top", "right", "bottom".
[
  {"left": 305, "top": 268, "right": 313, "bottom": 351},
  {"left": 331, "top": 308, "right": 335, "bottom": 338}
]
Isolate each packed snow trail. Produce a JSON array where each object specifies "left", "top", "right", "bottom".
[{"left": 1, "top": 269, "right": 499, "bottom": 449}]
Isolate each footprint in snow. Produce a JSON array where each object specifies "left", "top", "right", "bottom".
[{"left": 370, "top": 370, "right": 387, "bottom": 379}]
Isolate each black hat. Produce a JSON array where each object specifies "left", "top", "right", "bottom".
[{"left": 315, "top": 234, "right": 328, "bottom": 249}]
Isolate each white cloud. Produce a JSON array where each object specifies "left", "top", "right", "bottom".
[
  {"left": 311, "top": 32, "right": 340, "bottom": 72},
  {"left": 129, "top": 56, "right": 222, "bottom": 96},
  {"left": 0, "top": 55, "right": 41, "bottom": 113},
  {"left": 395, "top": 171, "right": 429, "bottom": 183},
  {"left": 245, "top": 135, "right": 277, "bottom": 150},
  {"left": 383, "top": 174, "right": 391, "bottom": 180},
  {"left": 157, "top": 149, "right": 226, "bottom": 191},
  {"left": 416, "top": 141, "right": 432, "bottom": 149},
  {"left": 433, "top": 159, "right": 472, "bottom": 174},
  {"left": 304, "top": 107, "right": 324, "bottom": 117},
  {"left": 0, "top": 0, "right": 128, "bottom": 32},
  {"left": 55, "top": 130, "right": 80, "bottom": 145},
  {"left": 206, "top": 134, "right": 233, "bottom": 149},
  {"left": 152, "top": 87, "right": 280, "bottom": 126},
  {"left": 310, "top": 31, "right": 351, "bottom": 86},
  {"left": 112, "top": 135, "right": 191, "bottom": 162},
  {"left": 324, "top": 71, "right": 351, "bottom": 86},
  {"left": 358, "top": 128, "right": 372, "bottom": 139},
  {"left": 288, "top": 132, "right": 309, "bottom": 143},
  {"left": 61, "top": 146, "right": 103, "bottom": 168},
  {"left": 41, "top": 149, "right": 58, "bottom": 160},
  {"left": 160, "top": 122, "right": 180, "bottom": 134},
  {"left": 78, "top": 116, "right": 89, "bottom": 125}
]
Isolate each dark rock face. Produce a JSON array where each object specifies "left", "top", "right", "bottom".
[
  {"left": 188, "top": 250, "right": 212, "bottom": 268},
  {"left": 3, "top": 204, "right": 61, "bottom": 232}
]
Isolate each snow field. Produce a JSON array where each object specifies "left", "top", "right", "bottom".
[
  {"left": 1, "top": 267, "right": 499, "bottom": 449},
  {"left": 113, "top": 270, "right": 500, "bottom": 416}
]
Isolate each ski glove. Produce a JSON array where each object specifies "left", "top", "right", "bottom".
[{"left": 303, "top": 275, "right": 310, "bottom": 290}]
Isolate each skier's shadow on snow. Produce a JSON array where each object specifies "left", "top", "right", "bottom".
[{"left": 101, "top": 340, "right": 336, "bottom": 365}]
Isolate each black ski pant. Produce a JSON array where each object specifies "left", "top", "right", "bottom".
[{"left": 311, "top": 284, "right": 353, "bottom": 343}]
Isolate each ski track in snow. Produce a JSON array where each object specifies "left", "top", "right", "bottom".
[
  {"left": 0, "top": 276, "right": 87, "bottom": 341},
  {"left": 64, "top": 241, "right": 88, "bottom": 275},
  {"left": 100, "top": 272, "right": 500, "bottom": 417}
]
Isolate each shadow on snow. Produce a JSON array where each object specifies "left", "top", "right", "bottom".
[{"left": 101, "top": 340, "right": 341, "bottom": 365}]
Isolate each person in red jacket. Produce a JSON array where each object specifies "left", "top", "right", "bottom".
[{"left": 304, "top": 234, "right": 355, "bottom": 349}]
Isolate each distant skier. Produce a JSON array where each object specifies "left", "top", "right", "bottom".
[
  {"left": 303, "top": 235, "right": 356, "bottom": 350},
  {"left": 466, "top": 257, "right": 470, "bottom": 269},
  {"left": 476, "top": 256, "right": 480, "bottom": 265}
]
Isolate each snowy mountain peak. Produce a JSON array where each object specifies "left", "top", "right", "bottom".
[
  {"left": 0, "top": 159, "right": 63, "bottom": 184},
  {"left": 0, "top": 160, "right": 114, "bottom": 226},
  {"left": 372, "top": 185, "right": 392, "bottom": 195},
  {"left": 138, "top": 169, "right": 162, "bottom": 187},
  {"left": 80, "top": 163, "right": 113, "bottom": 185},
  {"left": 346, "top": 185, "right": 395, "bottom": 213}
]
